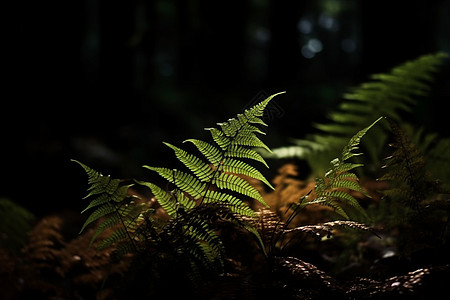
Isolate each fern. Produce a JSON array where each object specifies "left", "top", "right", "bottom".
[
  {"left": 376, "top": 119, "right": 450, "bottom": 257},
  {"left": 309, "top": 117, "right": 382, "bottom": 220},
  {"left": 379, "top": 119, "right": 446, "bottom": 211},
  {"left": 73, "top": 92, "right": 285, "bottom": 291},
  {"left": 267, "top": 52, "right": 448, "bottom": 174},
  {"left": 72, "top": 160, "right": 145, "bottom": 255},
  {"left": 136, "top": 92, "right": 285, "bottom": 264},
  {"left": 142, "top": 92, "right": 285, "bottom": 211}
]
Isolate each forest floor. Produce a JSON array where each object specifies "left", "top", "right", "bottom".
[{"left": 1, "top": 163, "right": 449, "bottom": 299}]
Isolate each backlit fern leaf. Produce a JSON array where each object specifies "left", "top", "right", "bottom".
[
  {"left": 163, "top": 142, "right": 214, "bottom": 182},
  {"left": 267, "top": 52, "right": 448, "bottom": 173},
  {"left": 127, "top": 92, "right": 283, "bottom": 275},
  {"left": 202, "top": 190, "right": 256, "bottom": 217},
  {"left": 213, "top": 173, "right": 266, "bottom": 205},
  {"left": 72, "top": 160, "right": 144, "bottom": 254},
  {"left": 73, "top": 92, "right": 284, "bottom": 291},
  {"left": 311, "top": 118, "right": 382, "bottom": 220},
  {"left": 142, "top": 92, "right": 284, "bottom": 211}
]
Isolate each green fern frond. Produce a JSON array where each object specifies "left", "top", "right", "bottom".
[
  {"left": 164, "top": 142, "right": 215, "bottom": 182},
  {"left": 140, "top": 92, "right": 284, "bottom": 210},
  {"left": 202, "top": 190, "right": 256, "bottom": 217},
  {"left": 73, "top": 160, "right": 145, "bottom": 255},
  {"left": 143, "top": 167, "right": 206, "bottom": 200},
  {"left": 74, "top": 92, "right": 285, "bottom": 286},
  {"left": 213, "top": 173, "right": 267, "bottom": 206},
  {"left": 135, "top": 181, "right": 178, "bottom": 217},
  {"left": 231, "top": 131, "right": 272, "bottom": 153},
  {"left": 224, "top": 144, "right": 269, "bottom": 167},
  {"left": 79, "top": 203, "right": 117, "bottom": 234},
  {"left": 98, "top": 227, "right": 128, "bottom": 250},
  {"left": 221, "top": 158, "right": 274, "bottom": 189},
  {"left": 89, "top": 213, "right": 122, "bottom": 247},
  {"left": 74, "top": 160, "right": 121, "bottom": 198},
  {"left": 267, "top": 52, "right": 448, "bottom": 173},
  {"left": 184, "top": 139, "right": 222, "bottom": 165},
  {"left": 312, "top": 118, "right": 382, "bottom": 220}
]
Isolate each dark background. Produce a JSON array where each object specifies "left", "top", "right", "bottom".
[{"left": 2, "top": 0, "right": 450, "bottom": 217}]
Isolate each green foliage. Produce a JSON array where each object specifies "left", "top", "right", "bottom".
[
  {"left": 375, "top": 119, "right": 450, "bottom": 257},
  {"left": 267, "top": 52, "right": 448, "bottom": 174},
  {"left": 380, "top": 119, "right": 433, "bottom": 210},
  {"left": 255, "top": 120, "right": 382, "bottom": 258},
  {"left": 310, "top": 118, "right": 382, "bottom": 220},
  {"left": 72, "top": 160, "right": 143, "bottom": 255},
  {"left": 142, "top": 92, "right": 284, "bottom": 211},
  {"left": 379, "top": 119, "right": 450, "bottom": 212},
  {"left": 73, "top": 92, "right": 285, "bottom": 290}
]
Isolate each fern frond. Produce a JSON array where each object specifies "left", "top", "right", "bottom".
[
  {"left": 135, "top": 181, "right": 178, "bottom": 217},
  {"left": 225, "top": 144, "right": 269, "bottom": 167},
  {"left": 140, "top": 92, "right": 284, "bottom": 211},
  {"left": 164, "top": 142, "right": 214, "bottom": 182},
  {"left": 312, "top": 118, "right": 382, "bottom": 220},
  {"left": 202, "top": 190, "right": 256, "bottom": 217},
  {"left": 143, "top": 166, "right": 206, "bottom": 200},
  {"left": 73, "top": 160, "right": 145, "bottom": 255},
  {"left": 222, "top": 158, "right": 274, "bottom": 189},
  {"left": 341, "top": 117, "right": 383, "bottom": 161},
  {"left": 133, "top": 93, "right": 283, "bottom": 274},
  {"left": 380, "top": 119, "right": 433, "bottom": 210},
  {"left": 74, "top": 92, "right": 285, "bottom": 286},
  {"left": 79, "top": 203, "right": 117, "bottom": 234},
  {"left": 72, "top": 160, "right": 120, "bottom": 198},
  {"left": 184, "top": 139, "right": 222, "bottom": 165},
  {"left": 267, "top": 52, "right": 448, "bottom": 172},
  {"left": 98, "top": 227, "right": 128, "bottom": 250},
  {"left": 213, "top": 173, "right": 267, "bottom": 206}
]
